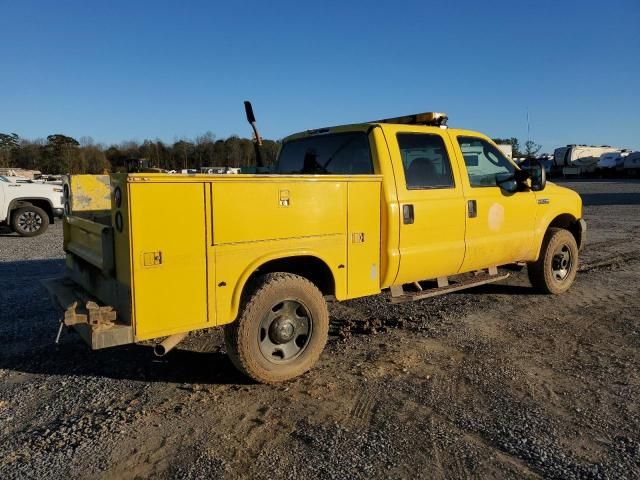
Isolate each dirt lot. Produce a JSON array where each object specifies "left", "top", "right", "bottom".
[{"left": 1, "top": 179, "right": 639, "bottom": 479}]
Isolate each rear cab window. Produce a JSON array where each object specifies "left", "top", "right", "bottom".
[{"left": 276, "top": 131, "right": 373, "bottom": 174}]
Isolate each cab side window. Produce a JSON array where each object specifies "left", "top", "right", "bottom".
[
  {"left": 457, "top": 136, "right": 515, "bottom": 187},
  {"left": 397, "top": 133, "right": 455, "bottom": 189}
]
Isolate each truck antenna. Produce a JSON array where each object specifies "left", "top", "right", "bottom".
[{"left": 244, "top": 101, "right": 265, "bottom": 168}]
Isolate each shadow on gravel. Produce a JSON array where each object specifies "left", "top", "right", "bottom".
[
  {"left": 0, "top": 343, "right": 251, "bottom": 386},
  {"left": 581, "top": 192, "right": 640, "bottom": 206},
  {"left": 0, "top": 225, "right": 17, "bottom": 237},
  {"left": 0, "top": 258, "right": 65, "bottom": 276},
  {"left": 0, "top": 258, "right": 251, "bottom": 386}
]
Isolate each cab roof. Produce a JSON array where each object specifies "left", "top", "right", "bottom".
[{"left": 282, "top": 113, "right": 488, "bottom": 144}]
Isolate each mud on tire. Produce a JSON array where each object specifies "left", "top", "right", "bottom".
[
  {"left": 528, "top": 227, "right": 579, "bottom": 294},
  {"left": 224, "top": 272, "right": 329, "bottom": 384}
]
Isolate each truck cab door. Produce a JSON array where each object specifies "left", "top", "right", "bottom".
[
  {"left": 386, "top": 126, "right": 467, "bottom": 285},
  {"left": 451, "top": 134, "right": 538, "bottom": 272}
]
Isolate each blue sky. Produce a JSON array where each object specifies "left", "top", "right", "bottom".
[{"left": 1, "top": 0, "right": 638, "bottom": 153}]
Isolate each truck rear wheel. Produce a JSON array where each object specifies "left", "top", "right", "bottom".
[
  {"left": 527, "top": 228, "right": 578, "bottom": 294},
  {"left": 11, "top": 205, "right": 49, "bottom": 237},
  {"left": 224, "top": 272, "right": 329, "bottom": 384}
]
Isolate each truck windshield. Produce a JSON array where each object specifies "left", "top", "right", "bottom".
[{"left": 276, "top": 132, "right": 373, "bottom": 174}]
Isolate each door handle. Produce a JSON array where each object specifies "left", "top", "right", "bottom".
[
  {"left": 467, "top": 200, "right": 477, "bottom": 218},
  {"left": 403, "top": 204, "right": 414, "bottom": 224}
]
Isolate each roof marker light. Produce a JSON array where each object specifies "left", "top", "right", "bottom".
[{"left": 372, "top": 112, "right": 448, "bottom": 127}]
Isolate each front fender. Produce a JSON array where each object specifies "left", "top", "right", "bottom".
[{"left": 531, "top": 184, "right": 584, "bottom": 260}]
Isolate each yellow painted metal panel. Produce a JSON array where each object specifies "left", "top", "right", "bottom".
[
  {"left": 383, "top": 125, "right": 467, "bottom": 284},
  {"left": 67, "top": 174, "right": 111, "bottom": 212},
  {"left": 371, "top": 127, "right": 401, "bottom": 289},
  {"left": 127, "top": 172, "right": 381, "bottom": 184},
  {"left": 214, "top": 236, "right": 347, "bottom": 325},
  {"left": 212, "top": 181, "right": 347, "bottom": 244},
  {"left": 531, "top": 183, "right": 583, "bottom": 261},
  {"left": 459, "top": 187, "right": 537, "bottom": 270},
  {"left": 346, "top": 182, "right": 381, "bottom": 298},
  {"left": 130, "top": 183, "right": 209, "bottom": 340},
  {"left": 447, "top": 132, "right": 538, "bottom": 271},
  {"left": 204, "top": 183, "right": 217, "bottom": 326}
]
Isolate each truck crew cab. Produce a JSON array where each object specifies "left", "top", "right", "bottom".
[
  {"left": 45, "top": 110, "right": 585, "bottom": 383},
  {"left": 0, "top": 175, "right": 64, "bottom": 236}
]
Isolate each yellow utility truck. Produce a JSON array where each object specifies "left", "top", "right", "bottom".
[{"left": 45, "top": 106, "right": 585, "bottom": 383}]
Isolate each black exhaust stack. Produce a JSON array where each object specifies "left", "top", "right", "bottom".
[{"left": 244, "top": 101, "right": 265, "bottom": 168}]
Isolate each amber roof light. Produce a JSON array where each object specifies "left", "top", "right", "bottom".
[{"left": 372, "top": 112, "right": 448, "bottom": 127}]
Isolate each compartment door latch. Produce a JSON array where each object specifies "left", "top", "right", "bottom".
[
  {"left": 279, "top": 189, "right": 290, "bottom": 207},
  {"left": 143, "top": 251, "right": 163, "bottom": 266}
]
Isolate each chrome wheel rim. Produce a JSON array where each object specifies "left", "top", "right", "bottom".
[
  {"left": 258, "top": 300, "right": 312, "bottom": 363},
  {"left": 551, "top": 244, "right": 572, "bottom": 281},
  {"left": 17, "top": 211, "right": 43, "bottom": 233}
]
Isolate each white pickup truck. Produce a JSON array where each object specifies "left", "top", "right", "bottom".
[{"left": 0, "top": 175, "right": 64, "bottom": 236}]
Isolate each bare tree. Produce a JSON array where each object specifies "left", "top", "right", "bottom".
[
  {"left": 80, "top": 136, "right": 95, "bottom": 147},
  {"left": 524, "top": 140, "right": 542, "bottom": 158}
]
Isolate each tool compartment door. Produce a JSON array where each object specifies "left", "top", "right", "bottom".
[
  {"left": 129, "top": 182, "right": 209, "bottom": 340},
  {"left": 347, "top": 181, "right": 381, "bottom": 298}
]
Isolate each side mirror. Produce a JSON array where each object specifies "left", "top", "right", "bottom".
[
  {"left": 520, "top": 158, "right": 547, "bottom": 191},
  {"left": 496, "top": 173, "right": 518, "bottom": 193}
]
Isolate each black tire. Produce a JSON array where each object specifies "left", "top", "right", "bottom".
[
  {"left": 527, "top": 228, "right": 578, "bottom": 294},
  {"left": 11, "top": 205, "right": 49, "bottom": 237},
  {"left": 224, "top": 272, "right": 329, "bottom": 384}
]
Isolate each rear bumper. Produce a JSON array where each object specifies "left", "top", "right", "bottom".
[
  {"left": 42, "top": 277, "right": 133, "bottom": 349},
  {"left": 53, "top": 207, "right": 64, "bottom": 218}
]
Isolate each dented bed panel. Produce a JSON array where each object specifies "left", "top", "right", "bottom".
[{"left": 64, "top": 174, "right": 112, "bottom": 213}]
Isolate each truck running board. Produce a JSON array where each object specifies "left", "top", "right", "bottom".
[{"left": 389, "top": 269, "right": 509, "bottom": 304}]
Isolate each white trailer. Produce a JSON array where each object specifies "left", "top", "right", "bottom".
[
  {"left": 597, "top": 150, "right": 630, "bottom": 172},
  {"left": 496, "top": 144, "right": 513, "bottom": 159},
  {"left": 554, "top": 145, "right": 622, "bottom": 176},
  {"left": 623, "top": 152, "right": 640, "bottom": 176}
]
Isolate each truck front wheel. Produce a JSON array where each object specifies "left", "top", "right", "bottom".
[
  {"left": 224, "top": 272, "right": 329, "bottom": 383},
  {"left": 11, "top": 205, "right": 49, "bottom": 237},
  {"left": 527, "top": 228, "right": 578, "bottom": 294}
]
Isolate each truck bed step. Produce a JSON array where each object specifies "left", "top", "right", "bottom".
[{"left": 389, "top": 271, "right": 509, "bottom": 304}]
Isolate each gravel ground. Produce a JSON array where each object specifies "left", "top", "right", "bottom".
[{"left": 0, "top": 179, "right": 639, "bottom": 479}]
